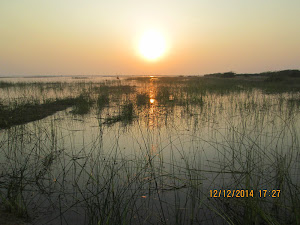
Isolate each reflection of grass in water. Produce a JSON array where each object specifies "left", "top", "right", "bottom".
[
  {"left": 71, "top": 114, "right": 300, "bottom": 224},
  {"left": 0, "top": 172, "right": 28, "bottom": 220},
  {"left": 206, "top": 123, "right": 300, "bottom": 224},
  {"left": 104, "top": 102, "right": 134, "bottom": 125}
]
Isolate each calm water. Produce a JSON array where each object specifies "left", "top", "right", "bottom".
[{"left": 0, "top": 76, "right": 299, "bottom": 224}]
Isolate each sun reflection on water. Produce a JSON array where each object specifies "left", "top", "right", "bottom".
[{"left": 147, "top": 78, "right": 158, "bottom": 128}]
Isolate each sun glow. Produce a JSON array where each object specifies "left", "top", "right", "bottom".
[{"left": 139, "top": 30, "right": 166, "bottom": 60}]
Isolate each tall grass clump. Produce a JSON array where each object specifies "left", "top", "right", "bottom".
[
  {"left": 156, "top": 86, "right": 170, "bottom": 103},
  {"left": 136, "top": 93, "right": 149, "bottom": 106},
  {"left": 0, "top": 97, "right": 80, "bottom": 129},
  {"left": 104, "top": 102, "right": 134, "bottom": 125},
  {"left": 121, "top": 102, "right": 134, "bottom": 120},
  {"left": 71, "top": 93, "right": 93, "bottom": 115},
  {"left": 0, "top": 170, "right": 29, "bottom": 219},
  {"left": 97, "top": 93, "right": 109, "bottom": 110}
]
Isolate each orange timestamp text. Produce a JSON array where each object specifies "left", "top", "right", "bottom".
[{"left": 209, "top": 189, "right": 281, "bottom": 198}]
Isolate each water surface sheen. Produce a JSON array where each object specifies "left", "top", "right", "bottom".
[{"left": 0, "top": 75, "right": 299, "bottom": 224}]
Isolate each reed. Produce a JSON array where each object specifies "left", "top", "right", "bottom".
[{"left": 0, "top": 74, "right": 299, "bottom": 224}]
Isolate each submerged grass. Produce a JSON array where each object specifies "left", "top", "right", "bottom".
[{"left": 0, "top": 98, "right": 80, "bottom": 129}]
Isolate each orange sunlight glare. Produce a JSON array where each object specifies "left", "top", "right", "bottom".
[{"left": 139, "top": 30, "right": 166, "bottom": 61}]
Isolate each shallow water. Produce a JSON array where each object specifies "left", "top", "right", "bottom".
[{"left": 0, "top": 76, "right": 299, "bottom": 224}]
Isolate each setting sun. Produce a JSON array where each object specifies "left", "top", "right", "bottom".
[{"left": 139, "top": 30, "right": 166, "bottom": 61}]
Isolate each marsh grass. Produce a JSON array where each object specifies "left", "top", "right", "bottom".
[
  {"left": 0, "top": 74, "right": 300, "bottom": 224},
  {"left": 71, "top": 94, "right": 93, "bottom": 115},
  {"left": 0, "top": 98, "right": 81, "bottom": 128},
  {"left": 97, "top": 93, "right": 109, "bottom": 110},
  {"left": 104, "top": 102, "right": 134, "bottom": 125},
  {"left": 93, "top": 84, "right": 135, "bottom": 96},
  {"left": 136, "top": 93, "right": 149, "bottom": 106},
  {"left": 0, "top": 174, "right": 28, "bottom": 219}
]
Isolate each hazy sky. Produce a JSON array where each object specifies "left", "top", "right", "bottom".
[{"left": 1, "top": 0, "right": 300, "bottom": 76}]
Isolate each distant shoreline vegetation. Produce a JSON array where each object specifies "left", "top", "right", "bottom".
[
  {"left": 203, "top": 69, "right": 300, "bottom": 79},
  {"left": 0, "top": 69, "right": 300, "bottom": 79}
]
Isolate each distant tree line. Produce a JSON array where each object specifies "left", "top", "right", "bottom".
[{"left": 204, "top": 70, "right": 300, "bottom": 79}]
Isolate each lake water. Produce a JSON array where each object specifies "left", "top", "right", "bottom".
[{"left": 0, "top": 76, "right": 299, "bottom": 224}]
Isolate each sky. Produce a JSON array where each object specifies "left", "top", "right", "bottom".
[{"left": 0, "top": 0, "right": 300, "bottom": 76}]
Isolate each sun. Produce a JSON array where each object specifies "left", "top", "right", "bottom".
[{"left": 139, "top": 30, "right": 166, "bottom": 61}]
